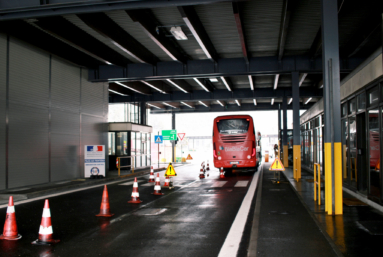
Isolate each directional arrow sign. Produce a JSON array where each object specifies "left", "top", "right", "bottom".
[{"left": 162, "top": 130, "right": 177, "bottom": 140}]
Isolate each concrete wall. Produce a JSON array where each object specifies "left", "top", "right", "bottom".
[{"left": 0, "top": 34, "right": 108, "bottom": 189}]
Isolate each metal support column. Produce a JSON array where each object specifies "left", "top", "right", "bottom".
[
  {"left": 172, "top": 112, "right": 176, "bottom": 163},
  {"left": 140, "top": 101, "right": 147, "bottom": 125},
  {"left": 321, "top": 0, "right": 342, "bottom": 215},
  {"left": 282, "top": 96, "right": 288, "bottom": 167},
  {"left": 292, "top": 72, "right": 301, "bottom": 181}
]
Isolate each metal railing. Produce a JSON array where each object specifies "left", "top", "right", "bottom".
[
  {"left": 314, "top": 163, "right": 321, "bottom": 205},
  {"left": 117, "top": 156, "right": 134, "bottom": 176}
]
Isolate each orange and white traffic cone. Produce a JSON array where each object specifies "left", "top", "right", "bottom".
[
  {"left": 128, "top": 177, "right": 142, "bottom": 203},
  {"left": 148, "top": 166, "right": 155, "bottom": 182},
  {"left": 32, "top": 199, "right": 60, "bottom": 245},
  {"left": 152, "top": 173, "right": 164, "bottom": 195},
  {"left": 96, "top": 185, "right": 114, "bottom": 217},
  {"left": 163, "top": 176, "right": 170, "bottom": 188},
  {"left": 0, "top": 196, "right": 21, "bottom": 240},
  {"left": 220, "top": 167, "right": 225, "bottom": 178}
]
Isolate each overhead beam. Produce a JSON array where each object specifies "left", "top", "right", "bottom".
[
  {"left": 0, "top": 20, "right": 102, "bottom": 68},
  {"left": 77, "top": 13, "right": 158, "bottom": 65},
  {"left": 149, "top": 102, "right": 314, "bottom": 113},
  {"left": 94, "top": 55, "right": 363, "bottom": 82},
  {"left": 109, "top": 83, "right": 131, "bottom": 96},
  {"left": 232, "top": 2, "right": 248, "bottom": 63},
  {"left": 178, "top": 6, "right": 218, "bottom": 61},
  {"left": 278, "top": 0, "right": 299, "bottom": 61},
  {"left": 32, "top": 16, "right": 129, "bottom": 67},
  {"left": 164, "top": 79, "right": 191, "bottom": 93},
  {"left": 126, "top": 9, "right": 188, "bottom": 63},
  {"left": 109, "top": 88, "right": 323, "bottom": 103}
]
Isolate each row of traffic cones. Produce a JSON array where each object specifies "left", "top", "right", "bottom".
[{"left": 0, "top": 196, "right": 59, "bottom": 245}]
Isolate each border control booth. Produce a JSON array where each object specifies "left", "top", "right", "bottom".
[{"left": 108, "top": 122, "right": 152, "bottom": 171}]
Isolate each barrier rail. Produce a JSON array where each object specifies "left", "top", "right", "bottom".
[
  {"left": 314, "top": 163, "right": 321, "bottom": 205},
  {"left": 117, "top": 156, "right": 135, "bottom": 176}
]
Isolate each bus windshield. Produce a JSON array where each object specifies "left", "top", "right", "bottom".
[{"left": 217, "top": 119, "right": 249, "bottom": 134}]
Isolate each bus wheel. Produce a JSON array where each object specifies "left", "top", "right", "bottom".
[{"left": 224, "top": 168, "right": 233, "bottom": 176}]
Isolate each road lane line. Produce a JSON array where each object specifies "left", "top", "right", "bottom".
[
  {"left": 211, "top": 181, "right": 227, "bottom": 187},
  {"left": 218, "top": 168, "right": 261, "bottom": 257},
  {"left": 234, "top": 181, "right": 249, "bottom": 187}
]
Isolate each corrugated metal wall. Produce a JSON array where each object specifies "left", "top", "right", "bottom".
[
  {"left": 0, "top": 33, "right": 108, "bottom": 189},
  {"left": 0, "top": 34, "right": 6, "bottom": 190}
]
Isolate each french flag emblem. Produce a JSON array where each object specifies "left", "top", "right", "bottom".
[{"left": 87, "top": 146, "right": 103, "bottom": 152}]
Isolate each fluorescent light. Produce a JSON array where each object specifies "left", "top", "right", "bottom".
[
  {"left": 209, "top": 78, "right": 218, "bottom": 82},
  {"left": 147, "top": 103, "right": 161, "bottom": 109},
  {"left": 304, "top": 97, "right": 312, "bottom": 104},
  {"left": 181, "top": 102, "right": 193, "bottom": 108},
  {"left": 299, "top": 73, "right": 308, "bottom": 87},
  {"left": 108, "top": 89, "right": 127, "bottom": 96},
  {"left": 170, "top": 26, "right": 188, "bottom": 40},
  {"left": 235, "top": 99, "right": 241, "bottom": 106},
  {"left": 193, "top": 78, "right": 209, "bottom": 92},
  {"left": 199, "top": 101, "right": 208, "bottom": 107},
  {"left": 183, "top": 17, "right": 212, "bottom": 59},
  {"left": 274, "top": 74, "right": 279, "bottom": 90},
  {"left": 271, "top": 98, "right": 274, "bottom": 105},
  {"left": 166, "top": 79, "right": 188, "bottom": 93},
  {"left": 217, "top": 100, "right": 224, "bottom": 107},
  {"left": 115, "top": 82, "right": 144, "bottom": 94},
  {"left": 140, "top": 80, "right": 165, "bottom": 93},
  {"left": 253, "top": 99, "right": 257, "bottom": 106},
  {"left": 248, "top": 75, "right": 254, "bottom": 90},
  {"left": 288, "top": 98, "right": 293, "bottom": 105},
  {"left": 221, "top": 77, "right": 231, "bottom": 91},
  {"left": 163, "top": 102, "right": 177, "bottom": 108}
]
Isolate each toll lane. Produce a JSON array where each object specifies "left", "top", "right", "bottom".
[{"left": 0, "top": 163, "right": 259, "bottom": 257}]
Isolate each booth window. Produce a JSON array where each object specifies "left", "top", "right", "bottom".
[
  {"left": 357, "top": 92, "right": 366, "bottom": 112},
  {"left": 116, "top": 132, "right": 128, "bottom": 155},
  {"left": 367, "top": 86, "right": 379, "bottom": 107},
  {"left": 349, "top": 98, "right": 356, "bottom": 114},
  {"left": 108, "top": 132, "right": 115, "bottom": 155},
  {"left": 341, "top": 102, "right": 348, "bottom": 117}
]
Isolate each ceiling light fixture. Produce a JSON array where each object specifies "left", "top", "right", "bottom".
[
  {"left": 253, "top": 99, "right": 257, "bottom": 106},
  {"left": 181, "top": 102, "right": 193, "bottom": 108},
  {"left": 147, "top": 103, "right": 161, "bottom": 109},
  {"left": 221, "top": 77, "right": 231, "bottom": 91},
  {"left": 140, "top": 81, "right": 165, "bottom": 93},
  {"left": 271, "top": 98, "right": 274, "bottom": 105},
  {"left": 163, "top": 102, "right": 177, "bottom": 108},
  {"left": 209, "top": 78, "right": 218, "bottom": 82},
  {"left": 170, "top": 26, "right": 188, "bottom": 40},
  {"left": 166, "top": 79, "right": 188, "bottom": 93},
  {"left": 248, "top": 75, "right": 254, "bottom": 90},
  {"left": 193, "top": 78, "right": 209, "bottom": 92},
  {"left": 108, "top": 89, "right": 127, "bottom": 96},
  {"left": 235, "top": 99, "right": 241, "bottom": 106},
  {"left": 304, "top": 97, "right": 312, "bottom": 105},
  {"left": 274, "top": 74, "right": 280, "bottom": 90},
  {"left": 115, "top": 82, "right": 144, "bottom": 94},
  {"left": 299, "top": 73, "right": 308, "bottom": 87},
  {"left": 217, "top": 100, "right": 224, "bottom": 107},
  {"left": 199, "top": 101, "right": 208, "bottom": 107},
  {"left": 288, "top": 98, "right": 293, "bottom": 105}
]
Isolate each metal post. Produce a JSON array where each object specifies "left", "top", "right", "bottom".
[
  {"left": 282, "top": 96, "right": 288, "bottom": 167},
  {"left": 172, "top": 112, "right": 175, "bottom": 163},
  {"left": 292, "top": 71, "right": 301, "bottom": 181},
  {"left": 321, "top": 0, "right": 342, "bottom": 215}
]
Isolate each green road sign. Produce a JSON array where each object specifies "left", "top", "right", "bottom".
[{"left": 162, "top": 130, "right": 177, "bottom": 140}]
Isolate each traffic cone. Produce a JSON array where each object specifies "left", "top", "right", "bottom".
[
  {"left": 220, "top": 167, "right": 225, "bottom": 178},
  {"left": 0, "top": 196, "right": 21, "bottom": 240},
  {"left": 148, "top": 166, "right": 155, "bottom": 182},
  {"left": 128, "top": 177, "right": 142, "bottom": 203},
  {"left": 96, "top": 185, "right": 114, "bottom": 217},
  {"left": 152, "top": 173, "right": 164, "bottom": 195},
  {"left": 163, "top": 176, "right": 170, "bottom": 188},
  {"left": 32, "top": 199, "right": 60, "bottom": 245},
  {"left": 199, "top": 167, "right": 205, "bottom": 179}
]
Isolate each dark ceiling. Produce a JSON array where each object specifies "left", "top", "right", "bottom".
[{"left": 0, "top": 0, "right": 381, "bottom": 113}]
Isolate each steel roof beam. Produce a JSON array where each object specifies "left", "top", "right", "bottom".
[
  {"left": 0, "top": 20, "right": 102, "bottom": 68},
  {"left": 277, "top": 0, "right": 299, "bottom": 61},
  {"left": 178, "top": 6, "right": 218, "bottom": 61},
  {"left": 126, "top": 9, "right": 189, "bottom": 63},
  {"left": 232, "top": 2, "right": 248, "bottom": 64},
  {"left": 164, "top": 79, "right": 191, "bottom": 93},
  {"left": 77, "top": 13, "right": 158, "bottom": 65},
  {"left": 94, "top": 55, "right": 362, "bottom": 82},
  {"left": 32, "top": 16, "right": 130, "bottom": 67},
  {"left": 109, "top": 88, "right": 322, "bottom": 103}
]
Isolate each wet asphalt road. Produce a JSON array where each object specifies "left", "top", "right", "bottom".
[{"left": 0, "top": 163, "right": 258, "bottom": 257}]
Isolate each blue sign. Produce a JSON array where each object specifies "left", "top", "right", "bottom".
[{"left": 155, "top": 135, "right": 163, "bottom": 144}]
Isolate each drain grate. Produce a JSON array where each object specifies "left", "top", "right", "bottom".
[{"left": 357, "top": 221, "right": 383, "bottom": 235}]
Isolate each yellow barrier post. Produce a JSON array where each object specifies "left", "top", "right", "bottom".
[
  {"left": 318, "top": 164, "right": 321, "bottom": 206},
  {"left": 294, "top": 157, "right": 297, "bottom": 181},
  {"left": 314, "top": 163, "right": 321, "bottom": 206},
  {"left": 314, "top": 163, "right": 317, "bottom": 202}
]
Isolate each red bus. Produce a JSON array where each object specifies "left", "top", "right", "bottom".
[{"left": 213, "top": 115, "right": 261, "bottom": 174}]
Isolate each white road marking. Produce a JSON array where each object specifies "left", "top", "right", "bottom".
[
  {"left": 212, "top": 181, "right": 227, "bottom": 187},
  {"left": 187, "top": 182, "right": 204, "bottom": 187},
  {"left": 119, "top": 180, "right": 144, "bottom": 186},
  {"left": 218, "top": 168, "right": 261, "bottom": 257},
  {"left": 234, "top": 181, "right": 249, "bottom": 187}
]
